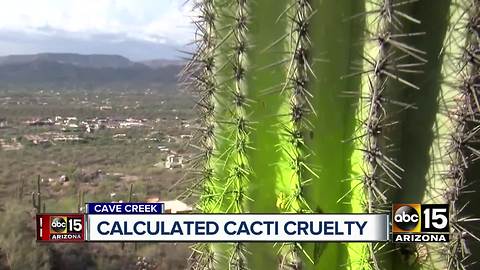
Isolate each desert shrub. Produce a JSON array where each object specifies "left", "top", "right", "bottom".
[{"left": 0, "top": 201, "right": 51, "bottom": 270}]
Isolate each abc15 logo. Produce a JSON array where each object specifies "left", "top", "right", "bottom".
[
  {"left": 50, "top": 216, "right": 83, "bottom": 234},
  {"left": 392, "top": 204, "right": 449, "bottom": 233}
]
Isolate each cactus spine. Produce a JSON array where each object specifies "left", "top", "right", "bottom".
[{"left": 188, "top": 0, "right": 480, "bottom": 269}]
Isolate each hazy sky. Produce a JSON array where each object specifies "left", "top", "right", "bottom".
[{"left": 0, "top": 0, "right": 195, "bottom": 60}]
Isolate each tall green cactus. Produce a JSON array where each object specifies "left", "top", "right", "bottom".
[
  {"left": 186, "top": 0, "right": 480, "bottom": 269},
  {"left": 32, "top": 175, "right": 43, "bottom": 214},
  {"left": 424, "top": 0, "right": 480, "bottom": 268}
]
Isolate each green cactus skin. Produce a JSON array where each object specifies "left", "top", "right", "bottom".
[
  {"left": 240, "top": 0, "right": 291, "bottom": 269},
  {"left": 189, "top": 0, "right": 365, "bottom": 268},
  {"left": 187, "top": 0, "right": 235, "bottom": 268},
  {"left": 357, "top": 0, "right": 451, "bottom": 269},
  {"left": 284, "top": 1, "right": 365, "bottom": 269},
  {"left": 186, "top": 0, "right": 480, "bottom": 269},
  {"left": 424, "top": 1, "right": 480, "bottom": 269}
]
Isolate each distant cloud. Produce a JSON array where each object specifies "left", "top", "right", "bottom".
[
  {"left": 0, "top": 0, "right": 195, "bottom": 43},
  {"left": 0, "top": 0, "right": 196, "bottom": 59}
]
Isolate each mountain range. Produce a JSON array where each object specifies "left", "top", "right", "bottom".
[{"left": 0, "top": 53, "right": 184, "bottom": 91}]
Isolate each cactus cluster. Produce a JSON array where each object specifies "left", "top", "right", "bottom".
[{"left": 185, "top": 0, "right": 480, "bottom": 269}]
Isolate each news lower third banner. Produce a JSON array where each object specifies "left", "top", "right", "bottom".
[
  {"left": 86, "top": 214, "right": 389, "bottom": 242},
  {"left": 37, "top": 202, "right": 453, "bottom": 243},
  {"left": 36, "top": 202, "right": 389, "bottom": 242}
]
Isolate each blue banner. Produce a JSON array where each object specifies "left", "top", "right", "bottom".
[{"left": 87, "top": 202, "right": 164, "bottom": 214}]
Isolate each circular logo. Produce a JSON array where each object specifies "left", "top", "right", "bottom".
[
  {"left": 394, "top": 205, "right": 419, "bottom": 231},
  {"left": 50, "top": 217, "right": 67, "bottom": 233}
]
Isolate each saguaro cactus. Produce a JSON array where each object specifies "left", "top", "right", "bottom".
[
  {"left": 77, "top": 190, "right": 85, "bottom": 213},
  {"left": 186, "top": 0, "right": 480, "bottom": 269},
  {"left": 32, "top": 175, "right": 43, "bottom": 213},
  {"left": 16, "top": 177, "right": 25, "bottom": 201},
  {"left": 423, "top": 0, "right": 480, "bottom": 268}
]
